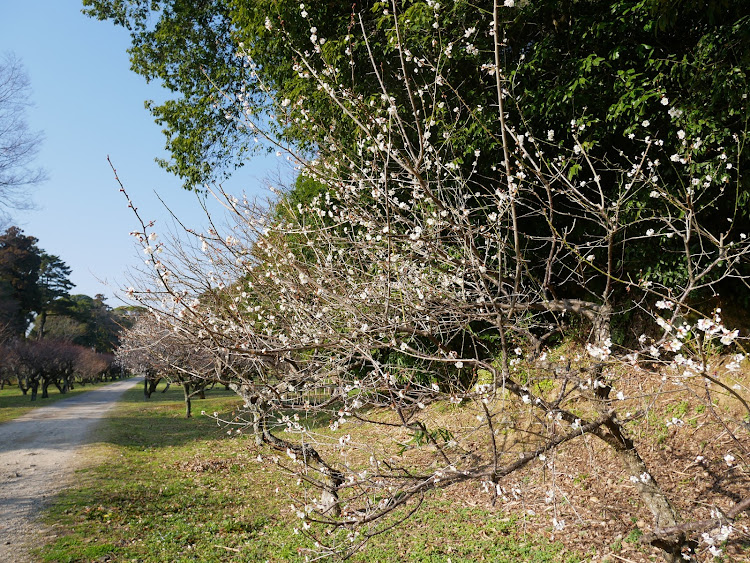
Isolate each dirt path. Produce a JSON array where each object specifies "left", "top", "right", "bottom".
[{"left": 0, "top": 377, "right": 141, "bottom": 562}]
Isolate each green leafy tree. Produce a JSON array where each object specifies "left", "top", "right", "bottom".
[
  {"left": 83, "top": 0, "right": 748, "bottom": 188},
  {"left": 85, "top": 1, "right": 750, "bottom": 309},
  {"left": 503, "top": 0, "right": 749, "bottom": 295},
  {"left": 0, "top": 278, "right": 19, "bottom": 340},
  {"left": 33, "top": 252, "right": 74, "bottom": 339},
  {"left": 83, "top": 0, "right": 423, "bottom": 189},
  {"left": 0, "top": 226, "right": 41, "bottom": 337},
  {"left": 82, "top": 0, "right": 253, "bottom": 190},
  {"left": 41, "top": 293, "right": 130, "bottom": 353}
]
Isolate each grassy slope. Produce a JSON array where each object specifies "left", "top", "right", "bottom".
[
  {"left": 39, "top": 384, "right": 577, "bottom": 563},
  {"left": 0, "top": 381, "right": 110, "bottom": 425}
]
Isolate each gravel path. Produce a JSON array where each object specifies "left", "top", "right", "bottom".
[{"left": 0, "top": 377, "right": 141, "bottom": 562}]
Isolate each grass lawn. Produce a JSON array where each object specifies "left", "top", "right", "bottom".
[
  {"left": 39, "top": 383, "right": 579, "bottom": 562},
  {"left": 0, "top": 380, "right": 112, "bottom": 425}
]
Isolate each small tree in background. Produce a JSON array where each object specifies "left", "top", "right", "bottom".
[
  {"left": 34, "top": 252, "right": 74, "bottom": 339},
  {"left": 118, "top": 311, "right": 243, "bottom": 416}
]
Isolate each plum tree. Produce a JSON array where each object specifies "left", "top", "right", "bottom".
[{"left": 116, "top": 1, "right": 750, "bottom": 560}]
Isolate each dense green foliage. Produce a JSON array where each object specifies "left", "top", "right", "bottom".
[
  {"left": 0, "top": 225, "right": 138, "bottom": 351},
  {"left": 32, "top": 294, "right": 139, "bottom": 354},
  {"left": 34, "top": 252, "right": 75, "bottom": 339},
  {"left": 0, "top": 226, "right": 42, "bottom": 337},
  {"left": 84, "top": 1, "right": 749, "bottom": 186},
  {"left": 82, "top": 0, "right": 253, "bottom": 189},
  {"left": 85, "top": 0, "right": 749, "bottom": 308}
]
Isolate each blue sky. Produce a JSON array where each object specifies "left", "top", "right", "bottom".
[{"left": 0, "top": 1, "right": 280, "bottom": 305}]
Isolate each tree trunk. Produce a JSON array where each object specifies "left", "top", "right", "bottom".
[
  {"left": 587, "top": 364, "right": 684, "bottom": 561},
  {"left": 229, "top": 383, "right": 263, "bottom": 445},
  {"left": 36, "top": 310, "right": 47, "bottom": 340},
  {"left": 592, "top": 304, "right": 612, "bottom": 347},
  {"left": 144, "top": 377, "right": 161, "bottom": 398},
  {"left": 260, "top": 408, "right": 342, "bottom": 517},
  {"left": 183, "top": 382, "right": 192, "bottom": 418},
  {"left": 594, "top": 418, "right": 685, "bottom": 562}
]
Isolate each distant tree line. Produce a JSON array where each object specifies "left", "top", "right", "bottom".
[
  {"left": 0, "top": 225, "right": 142, "bottom": 399},
  {"left": 0, "top": 339, "right": 121, "bottom": 400},
  {"left": 0, "top": 52, "right": 141, "bottom": 400}
]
